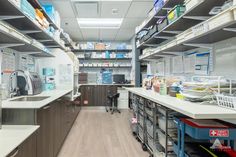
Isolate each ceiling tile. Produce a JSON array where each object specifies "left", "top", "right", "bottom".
[
  {"left": 81, "top": 29, "right": 100, "bottom": 41},
  {"left": 120, "top": 18, "right": 144, "bottom": 28},
  {"left": 126, "top": 1, "right": 153, "bottom": 18},
  {"left": 52, "top": 1, "right": 76, "bottom": 18},
  {"left": 64, "top": 27, "right": 83, "bottom": 41},
  {"left": 101, "top": 1, "right": 131, "bottom": 18},
  {"left": 115, "top": 28, "right": 135, "bottom": 41},
  {"left": 100, "top": 29, "right": 118, "bottom": 41},
  {"left": 61, "top": 18, "right": 79, "bottom": 28}
]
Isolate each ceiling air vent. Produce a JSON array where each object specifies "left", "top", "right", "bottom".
[{"left": 74, "top": 2, "right": 99, "bottom": 18}]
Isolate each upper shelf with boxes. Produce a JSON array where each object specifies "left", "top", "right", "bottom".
[
  {"left": 0, "top": 0, "right": 74, "bottom": 51},
  {"left": 136, "top": 0, "right": 230, "bottom": 50},
  {"left": 138, "top": 0, "right": 236, "bottom": 60}
]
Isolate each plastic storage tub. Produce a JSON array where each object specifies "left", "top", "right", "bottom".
[
  {"left": 138, "top": 125, "right": 144, "bottom": 141},
  {"left": 147, "top": 119, "right": 154, "bottom": 137},
  {"left": 157, "top": 129, "right": 173, "bottom": 151},
  {"left": 154, "top": 0, "right": 164, "bottom": 12},
  {"left": 158, "top": 17, "right": 168, "bottom": 31},
  {"left": 139, "top": 114, "right": 144, "bottom": 127},
  {"left": 158, "top": 116, "right": 176, "bottom": 131},
  {"left": 147, "top": 134, "right": 155, "bottom": 151},
  {"left": 167, "top": 5, "right": 186, "bottom": 24}
]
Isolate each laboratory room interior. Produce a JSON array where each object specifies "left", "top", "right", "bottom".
[{"left": 1, "top": 0, "right": 236, "bottom": 157}]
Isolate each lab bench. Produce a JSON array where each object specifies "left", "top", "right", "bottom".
[{"left": 127, "top": 87, "right": 236, "bottom": 157}]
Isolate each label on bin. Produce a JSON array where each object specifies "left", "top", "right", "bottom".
[{"left": 209, "top": 129, "right": 229, "bottom": 137}]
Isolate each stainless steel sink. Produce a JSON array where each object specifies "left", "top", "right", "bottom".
[{"left": 10, "top": 96, "right": 50, "bottom": 102}]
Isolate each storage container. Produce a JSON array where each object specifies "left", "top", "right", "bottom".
[
  {"left": 154, "top": 0, "right": 164, "bottom": 12},
  {"left": 148, "top": 25, "right": 158, "bottom": 37},
  {"left": 158, "top": 116, "right": 176, "bottom": 132},
  {"left": 167, "top": 5, "right": 186, "bottom": 24},
  {"left": 138, "top": 126, "right": 144, "bottom": 140},
  {"left": 42, "top": 4, "right": 55, "bottom": 21},
  {"left": 116, "top": 53, "right": 125, "bottom": 58},
  {"left": 139, "top": 114, "right": 144, "bottom": 127},
  {"left": 147, "top": 134, "right": 155, "bottom": 151},
  {"left": 158, "top": 17, "right": 168, "bottom": 31},
  {"left": 147, "top": 119, "right": 154, "bottom": 137},
  {"left": 146, "top": 107, "right": 153, "bottom": 117},
  {"left": 21, "top": 0, "right": 36, "bottom": 20},
  {"left": 157, "top": 129, "right": 173, "bottom": 151}
]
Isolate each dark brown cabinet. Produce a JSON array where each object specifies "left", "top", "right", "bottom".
[
  {"left": 80, "top": 85, "right": 117, "bottom": 106},
  {"left": 36, "top": 105, "right": 54, "bottom": 157},
  {"left": 7, "top": 133, "right": 37, "bottom": 157},
  {"left": 4, "top": 97, "right": 81, "bottom": 157}
]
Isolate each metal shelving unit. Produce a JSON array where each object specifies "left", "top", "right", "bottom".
[
  {"left": 132, "top": 94, "right": 178, "bottom": 157},
  {"left": 136, "top": 0, "right": 185, "bottom": 35},
  {"left": 79, "top": 66, "right": 132, "bottom": 68},
  {"left": 73, "top": 49, "right": 132, "bottom": 53},
  {"left": 27, "top": 0, "right": 59, "bottom": 30},
  {"left": 0, "top": 0, "right": 66, "bottom": 50},
  {"left": 78, "top": 57, "right": 132, "bottom": 60},
  {"left": 0, "top": 20, "right": 54, "bottom": 57},
  {"left": 140, "top": 4, "right": 236, "bottom": 60},
  {"left": 137, "top": 0, "right": 226, "bottom": 49}
]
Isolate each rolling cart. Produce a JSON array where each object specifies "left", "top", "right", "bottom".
[{"left": 174, "top": 118, "right": 236, "bottom": 157}]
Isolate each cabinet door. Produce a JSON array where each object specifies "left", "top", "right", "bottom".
[
  {"left": 52, "top": 100, "right": 62, "bottom": 157},
  {"left": 7, "top": 133, "right": 36, "bottom": 157},
  {"left": 36, "top": 105, "right": 53, "bottom": 157}
]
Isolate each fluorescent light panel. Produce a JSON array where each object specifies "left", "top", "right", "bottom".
[{"left": 77, "top": 18, "right": 123, "bottom": 29}]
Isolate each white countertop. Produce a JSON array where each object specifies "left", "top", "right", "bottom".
[
  {"left": 126, "top": 88, "right": 236, "bottom": 119},
  {"left": 2, "top": 89, "right": 73, "bottom": 109},
  {"left": 79, "top": 83, "right": 134, "bottom": 86},
  {"left": 0, "top": 125, "right": 39, "bottom": 157}
]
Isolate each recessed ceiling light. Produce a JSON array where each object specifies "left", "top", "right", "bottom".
[{"left": 77, "top": 18, "right": 123, "bottom": 29}]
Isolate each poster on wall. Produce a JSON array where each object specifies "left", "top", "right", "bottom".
[
  {"left": 195, "top": 52, "right": 210, "bottom": 75},
  {"left": 172, "top": 56, "right": 184, "bottom": 74}
]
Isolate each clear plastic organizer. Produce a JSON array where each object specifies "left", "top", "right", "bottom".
[
  {"left": 158, "top": 116, "right": 176, "bottom": 132},
  {"left": 215, "top": 93, "right": 236, "bottom": 110},
  {"left": 147, "top": 134, "right": 155, "bottom": 151},
  {"left": 138, "top": 114, "right": 144, "bottom": 127},
  {"left": 145, "top": 107, "right": 153, "bottom": 116},
  {"left": 138, "top": 126, "right": 144, "bottom": 140},
  {"left": 157, "top": 129, "right": 173, "bottom": 151},
  {"left": 146, "top": 119, "right": 154, "bottom": 138}
]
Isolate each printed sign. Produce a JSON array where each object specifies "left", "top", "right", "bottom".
[{"left": 209, "top": 129, "right": 229, "bottom": 137}]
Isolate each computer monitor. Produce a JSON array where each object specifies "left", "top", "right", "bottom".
[{"left": 113, "top": 74, "right": 125, "bottom": 84}]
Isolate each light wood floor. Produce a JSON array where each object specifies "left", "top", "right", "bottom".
[{"left": 57, "top": 108, "right": 149, "bottom": 157}]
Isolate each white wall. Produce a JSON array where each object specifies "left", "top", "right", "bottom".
[{"left": 36, "top": 49, "right": 74, "bottom": 90}]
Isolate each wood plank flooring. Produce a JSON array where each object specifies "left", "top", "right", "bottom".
[{"left": 57, "top": 109, "right": 149, "bottom": 157}]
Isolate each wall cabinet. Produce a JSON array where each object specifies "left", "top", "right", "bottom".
[{"left": 7, "top": 133, "right": 37, "bottom": 157}]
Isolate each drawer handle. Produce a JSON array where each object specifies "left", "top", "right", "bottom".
[
  {"left": 43, "top": 106, "right": 51, "bottom": 110},
  {"left": 9, "top": 148, "right": 19, "bottom": 157}
]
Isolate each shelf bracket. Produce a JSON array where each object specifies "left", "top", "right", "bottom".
[
  {"left": 162, "top": 31, "right": 182, "bottom": 34},
  {"left": 0, "top": 15, "right": 24, "bottom": 20},
  {"left": 183, "top": 16, "right": 211, "bottom": 21},
  {"left": 38, "top": 39, "right": 54, "bottom": 42},
  {"left": 0, "top": 43, "right": 25, "bottom": 48},
  {"left": 21, "top": 30, "right": 42, "bottom": 34},
  {"left": 142, "top": 44, "right": 159, "bottom": 47},
  {"left": 153, "top": 36, "right": 172, "bottom": 39},
  {"left": 183, "top": 43, "right": 213, "bottom": 49},
  {"left": 223, "top": 28, "right": 236, "bottom": 32},
  {"left": 162, "top": 51, "right": 184, "bottom": 56},
  {"left": 154, "top": 16, "right": 165, "bottom": 19},
  {"left": 46, "top": 45, "right": 61, "bottom": 48},
  {"left": 162, "top": 7, "right": 172, "bottom": 11}
]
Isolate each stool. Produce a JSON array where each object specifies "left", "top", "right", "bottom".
[{"left": 111, "top": 93, "right": 120, "bottom": 114}]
